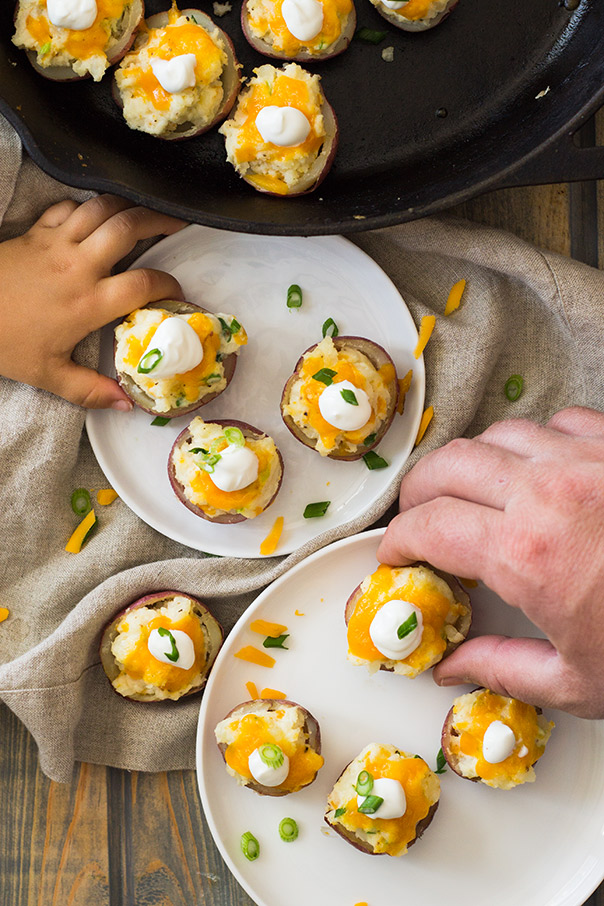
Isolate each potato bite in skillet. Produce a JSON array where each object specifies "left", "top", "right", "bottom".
[
  {"left": 241, "top": 0, "right": 356, "bottom": 62},
  {"left": 368, "top": 0, "right": 457, "bottom": 32},
  {"left": 113, "top": 6, "right": 240, "bottom": 139},
  {"left": 345, "top": 563, "right": 471, "bottom": 677},
  {"left": 219, "top": 62, "right": 338, "bottom": 196},
  {"left": 169, "top": 418, "right": 284, "bottom": 523},
  {"left": 214, "top": 699, "right": 324, "bottom": 795},
  {"left": 281, "top": 335, "right": 399, "bottom": 460},
  {"left": 441, "top": 688, "right": 554, "bottom": 790},
  {"left": 12, "top": 0, "right": 143, "bottom": 81},
  {"left": 325, "top": 743, "right": 440, "bottom": 856},
  {"left": 114, "top": 300, "right": 246, "bottom": 417},
  {"left": 100, "top": 591, "right": 223, "bottom": 702}
]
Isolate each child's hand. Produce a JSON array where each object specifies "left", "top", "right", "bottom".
[{"left": 0, "top": 195, "right": 187, "bottom": 409}]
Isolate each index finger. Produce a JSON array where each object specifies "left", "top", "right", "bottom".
[{"left": 80, "top": 205, "right": 188, "bottom": 272}]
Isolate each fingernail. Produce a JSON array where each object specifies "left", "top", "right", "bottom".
[
  {"left": 436, "top": 676, "right": 465, "bottom": 687},
  {"left": 111, "top": 399, "right": 133, "bottom": 412}
]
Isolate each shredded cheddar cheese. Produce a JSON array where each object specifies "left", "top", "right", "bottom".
[
  {"left": 415, "top": 405, "right": 434, "bottom": 446},
  {"left": 0, "top": 608, "right": 9, "bottom": 624},
  {"left": 414, "top": 315, "right": 435, "bottom": 359},
  {"left": 65, "top": 509, "right": 96, "bottom": 554},
  {"left": 97, "top": 489, "right": 118, "bottom": 506},
  {"left": 396, "top": 368, "right": 413, "bottom": 415},
  {"left": 294, "top": 610, "right": 305, "bottom": 616},
  {"left": 444, "top": 279, "right": 466, "bottom": 315},
  {"left": 246, "top": 680, "right": 260, "bottom": 699},
  {"left": 235, "top": 646, "right": 276, "bottom": 668},
  {"left": 250, "top": 619, "right": 288, "bottom": 638},
  {"left": 260, "top": 687, "right": 286, "bottom": 698},
  {"left": 260, "top": 516, "right": 284, "bottom": 556}
]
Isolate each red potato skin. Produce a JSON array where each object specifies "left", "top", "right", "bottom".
[
  {"left": 168, "top": 419, "right": 284, "bottom": 524},
  {"left": 216, "top": 699, "right": 322, "bottom": 796},
  {"left": 114, "top": 300, "right": 239, "bottom": 418},
  {"left": 99, "top": 590, "right": 224, "bottom": 703},
  {"left": 240, "top": 0, "right": 356, "bottom": 62},
  {"left": 281, "top": 336, "right": 399, "bottom": 460}
]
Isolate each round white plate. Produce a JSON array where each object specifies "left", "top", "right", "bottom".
[
  {"left": 197, "top": 529, "right": 604, "bottom": 906},
  {"left": 86, "top": 226, "right": 424, "bottom": 558}
]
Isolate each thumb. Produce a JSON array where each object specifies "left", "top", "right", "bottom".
[
  {"left": 433, "top": 635, "right": 562, "bottom": 710},
  {"left": 49, "top": 361, "right": 133, "bottom": 410}
]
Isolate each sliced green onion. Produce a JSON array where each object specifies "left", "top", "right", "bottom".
[
  {"left": 189, "top": 447, "right": 209, "bottom": 455},
  {"left": 210, "top": 438, "right": 224, "bottom": 454},
  {"left": 363, "top": 432, "right": 377, "bottom": 447},
  {"left": 71, "top": 488, "right": 91, "bottom": 517},
  {"left": 259, "top": 743, "right": 284, "bottom": 768},
  {"left": 358, "top": 794, "right": 384, "bottom": 815},
  {"left": 204, "top": 373, "right": 221, "bottom": 385},
  {"left": 224, "top": 427, "right": 245, "bottom": 447},
  {"left": 278, "top": 818, "right": 299, "bottom": 842},
  {"left": 263, "top": 634, "right": 289, "bottom": 649},
  {"left": 157, "top": 626, "right": 180, "bottom": 662},
  {"left": 218, "top": 316, "right": 241, "bottom": 340},
  {"left": 303, "top": 501, "right": 331, "bottom": 518},
  {"left": 240, "top": 831, "right": 260, "bottom": 861},
  {"left": 340, "top": 388, "right": 358, "bottom": 406},
  {"left": 363, "top": 451, "right": 389, "bottom": 470},
  {"left": 287, "top": 284, "right": 303, "bottom": 308},
  {"left": 504, "top": 374, "right": 524, "bottom": 401},
  {"left": 355, "top": 770, "right": 373, "bottom": 797},
  {"left": 151, "top": 416, "right": 170, "bottom": 426},
  {"left": 190, "top": 13, "right": 199, "bottom": 23},
  {"left": 397, "top": 611, "right": 418, "bottom": 639},
  {"left": 39, "top": 41, "right": 52, "bottom": 55},
  {"left": 198, "top": 453, "right": 221, "bottom": 473},
  {"left": 435, "top": 747, "right": 447, "bottom": 774},
  {"left": 334, "top": 807, "right": 346, "bottom": 818},
  {"left": 356, "top": 26, "right": 387, "bottom": 44},
  {"left": 322, "top": 317, "right": 339, "bottom": 338},
  {"left": 137, "top": 348, "right": 163, "bottom": 374},
  {"left": 312, "top": 367, "right": 337, "bottom": 386}
]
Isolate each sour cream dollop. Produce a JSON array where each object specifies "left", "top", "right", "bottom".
[
  {"left": 209, "top": 443, "right": 259, "bottom": 492},
  {"left": 381, "top": 0, "right": 409, "bottom": 9},
  {"left": 138, "top": 317, "right": 204, "bottom": 379},
  {"left": 147, "top": 628, "right": 196, "bottom": 670},
  {"left": 369, "top": 598, "right": 423, "bottom": 660},
  {"left": 281, "top": 0, "right": 324, "bottom": 41},
  {"left": 482, "top": 720, "right": 516, "bottom": 764},
  {"left": 318, "top": 380, "right": 372, "bottom": 431},
  {"left": 248, "top": 745, "right": 290, "bottom": 786},
  {"left": 150, "top": 54, "right": 197, "bottom": 93},
  {"left": 47, "top": 0, "right": 97, "bottom": 30},
  {"left": 357, "top": 777, "right": 406, "bottom": 819},
  {"left": 255, "top": 106, "right": 311, "bottom": 147}
]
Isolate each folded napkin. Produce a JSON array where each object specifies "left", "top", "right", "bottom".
[{"left": 1, "top": 114, "right": 603, "bottom": 782}]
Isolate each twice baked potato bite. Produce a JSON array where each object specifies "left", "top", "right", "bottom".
[
  {"left": 169, "top": 418, "right": 284, "bottom": 523},
  {"left": 12, "top": 0, "right": 143, "bottom": 81},
  {"left": 219, "top": 62, "right": 338, "bottom": 196},
  {"left": 346, "top": 563, "right": 471, "bottom": 677},
  {"left": 441, "top": 688, "right": 554, "bottom": 790},
  {"left": 113, "top": 6, "right": 240, "bottom": 139},
  {"left": 114, "top": 300, "right": 247, "bottom": 417},
  {"left": 325, "top": 743, "right": 440, "bottom": 856},
  {"left": 241, "top": 0, "right": 356, "bottom": 62},
  {"left": 214, "top": 699, "right": 324, "bottom": 795},
  {"left": 281, "top": 335, "right": 398, "bottom": 459},
  {"left": 368, "top": 0, "right": 457, "bottom": 31},
  {"left": 100, "top": 591, "right": 223, "bottom": 702}
]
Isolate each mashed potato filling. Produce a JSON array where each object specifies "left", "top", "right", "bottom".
[
  {"left": 173, "top": 418, "right": 282, "bottom": 519},
  {"left": 110, "top": 596, "right": 208, "bottom": 700},
  {"left": 283, "top": 336, "right": 395, "bottom": 456},
  {"left": 347, "top": 564, "right": 469, "bottom": 677},
  {"left": 13, "top": 0, "right": 130, "bottom": 80},
  {"left": 449, "top": 690, "right": 554, "bottom": 789},
  {"left": 115, "top": 11, "right": 228, "bottom": 136},
  {"left": 114, "top": 307, "right": 246, "bottom": 413},
  {"left": 220, "top": 63, "right": 326, "bottom": 195},
  {"left": 215, "top": 704, "right": 324, "bottom": 792},
  {"left": 246, "top": 0, "right": 353, "bottom": 56},
  {"left": 326, "top": 744, "right": 440, "bottom": 856}
]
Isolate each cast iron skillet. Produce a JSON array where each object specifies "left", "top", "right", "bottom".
[{"left": 1, "top": 0, "right": 603, "bottom": 236}]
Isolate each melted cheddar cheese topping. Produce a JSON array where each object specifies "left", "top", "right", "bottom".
[
  {"left": 246, "top": 0, "right": 353, "bottom": 56},
  {"left": 347, "top": 564, "right": 469, "bottom": 677},
  {"left": 448, "top": 689, "right": 554, "bottom": 789},
  {"left": 379, "top": 0, "right": 449, "bottom": 21},
  {"left": 326, "top": 744, "right": 440, "bottom": 856}
]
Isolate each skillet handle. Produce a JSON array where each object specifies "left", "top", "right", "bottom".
[{"left": 495, "top": 119, "right": 604, "bottom": 188}]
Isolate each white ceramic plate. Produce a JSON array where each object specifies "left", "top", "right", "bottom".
[
  {"left": 197, "top": 528, "right": 604, "bottom": 906},
  {"left": 86, "top": 226, "right": 424, "bottom": 558}
]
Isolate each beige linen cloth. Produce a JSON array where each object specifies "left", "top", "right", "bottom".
[{"left": 1, "top": 115, "right": 603, "bottom": 782}]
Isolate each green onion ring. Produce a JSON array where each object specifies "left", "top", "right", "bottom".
[
  {"left": 278, "top": 818, "right": 299, "bottom": 842},
  {"left": 504, "top": 374, "right": 524, "bottom": 401},
  {"left": 240, "top": 831, "right": 260, "bottom": 861},
  {"left": 137, "top": 348, "right": 163, "bottom": 374},
  {"left": 258, "top": 743, "right": 284, "bottom": 768},
  {"left": 224, "top": 427, "right": 245, "bottom": 447},
  {"left": 71, "top": 488, "right": 91, "bottom": 517},
  {"left": 355, "top": 770, "right": 373, "bottom": 797}
]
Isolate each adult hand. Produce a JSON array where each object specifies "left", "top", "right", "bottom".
[
  {"left": 0, "top": 195, "right": 186, "bottom": 409},
  {"left": 378, "top": 406, "right": 604, "bottom": 718}
]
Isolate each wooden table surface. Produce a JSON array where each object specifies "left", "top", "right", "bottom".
[{"left": 2, "top": 112, "right": 604, "bottom": 906}]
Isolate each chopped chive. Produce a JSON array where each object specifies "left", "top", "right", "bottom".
[
  {"left": 204, "top": 373, "right": 221, "bottom": 385},
  {"left": 504, "top": 374, "right": 524, "bottom": 401},
  {"left": 137, "top": 348, "right": 163, "bottom": 374},
  {"left": 157, "top": 626, "right": 180, "bottom": 662},
  {"left": 190, "top": 13, "right": 199, "bottom": 23},
  {"left": 278, "top": 818, "right": 299, "bottom": 842},
  {"left": 224, "top": 426, "right": 245, "bottom": 447},
  {"left": 189, "top": 447, "right": 209, "bottom": 455},
  {"left": 287, "top": 284, "right": 303, "bottom": 308},
  {"left": 334, "top": 807, "right": 346, "bottom": 818},
  {"left": 397, "top": 611, "right": 418, "bottom": 639},
  {"left": 241, "top": 831, "right": 260, "bottom": 861},
  {"left": 363, "top": 451, "right": 389, "bottom": 470},
  {"left": 356, "top": 26, "right": 387, "bottom": 44},
  {"left": 354, "top": 770, "right": 373, "bottom": 797},
  {"left": 71, "top": 488, "right": 91, "bottom": 517},
  {"left": 39, "top": 41, "right": 52, "bottom": 55},
  {"left": 340, "top": 388, "right": 358, "bottom": 406},
  {"left": 363, "top": 433, "right": 377, "bottom": 446},
  {"left": 263, "top": 634, "right": 289, "bottom": 649},
  {"left": 259, "top": 743, "right": 284, "bottom": 768},
  {"left": 303, "top": 501, "right": 330, "bottom": 518},
  {"left": 435, "top": 747, "right": 447, "bottom": 774},
  {"left": 358, "top": 794, "right": 384, "bottom": 814},
  {"left": 312, "top": 367, "right": 337, "bottom": 386},
  {"left": 151, "top": 416, "right": 170, "bottom": 426},
  {"left": 322, "top": 317, "right": 339, "bottom": 338}
]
